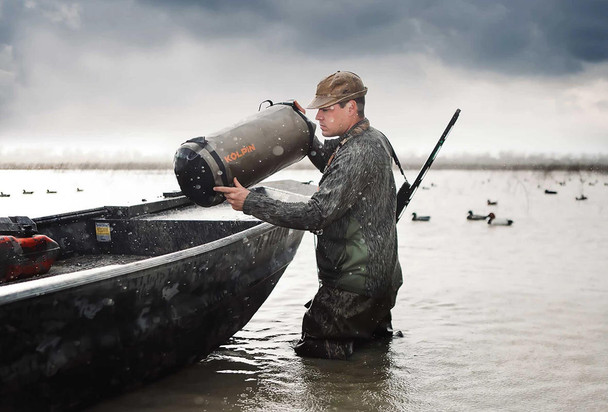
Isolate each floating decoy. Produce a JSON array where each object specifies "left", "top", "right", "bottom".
[
  {"left": 0, "top": 192, "right": 10, "bottom": 197},
  {"left": 22, "top": 190, "right": 34, "bottom": 194},
  {"left": 467, "top": 210, "right": 488, "bottom": 221},
  {"left": 575, "top": 195, "right": 587, "bottom": 201},
  {"left": 77, "top": 188, "right": 84, "bottom": 192},
  {"left": 46, "top": 189, "right": 57, "bottom": 194},
  {"left": 544, "top": 189, "right": 557, "bottom": 194},
  {"left": 487, "top": 199, "right": 497, "bottom": 206},
  {"left": 412, "top": 213, "right": 430, "bottom": 221},
  {"left": 487, "top": 212, "right": 513, "bottom": 226}
]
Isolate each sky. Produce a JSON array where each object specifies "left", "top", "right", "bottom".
[{"left": 1, "top": 0, "right": 608, "bottom": 164}]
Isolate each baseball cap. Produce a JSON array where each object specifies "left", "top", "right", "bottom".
[{"left": 307, "top": 71, "right": 368, "bottom": 109}]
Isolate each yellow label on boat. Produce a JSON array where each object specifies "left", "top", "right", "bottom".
[{"left": 95, "top": 222, "right": 111, "bottom": 242}]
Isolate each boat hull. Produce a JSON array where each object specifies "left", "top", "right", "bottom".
[{"left": 0, "top": 180, "right": 312, "bottom": 410}]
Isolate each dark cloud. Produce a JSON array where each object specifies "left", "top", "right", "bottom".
[
  {"left": 2, "top": 0, "right": 608, "bottom": 76},
  {"left": 1, "top": 0, "right": 607, "bottom": 117},
  {"left": 552, "top": 0, "right": 608, "bottom": 63},
  {"left": 134, "top": 0, "right": 608, "bottom": 75},
  {"left": 1, "top": 0, "right": 606, "bottom": 157},
  {"left": 0, "top": 1, "right": 19, "bottom": 44}
]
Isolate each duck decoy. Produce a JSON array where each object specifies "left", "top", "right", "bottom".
[
  {"left": 46, "top": 189, "right": 57, "bottom": 194},
  {"left": 412, "top": 212, "right": 430, "bottom": 221},
  {"left": 467, "top": 210, "right": 488, "bottom": 221},
  {"left": 487, "top": 199, "right": 497, "bottom": 206},
  {"left": 544, "top": 189, "right": 557, "bottom": 194},
  {"left": 0, "top": 192, "right": 10, "bottom": 197},
  {"left": 487, "top": 212, "right": 513, "bottom": 226},
  {"left": 22, "top": 190, "right": 34, "bottom": 194},
  {"left": 575, "top": 195, "right": 587, "bottom": 201}
]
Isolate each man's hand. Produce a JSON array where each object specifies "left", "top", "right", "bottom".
[{"left": 213, "top": 177, "right": 250, "bottom": 211}]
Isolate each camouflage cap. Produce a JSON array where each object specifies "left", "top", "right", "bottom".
[{"left": 307, "top": 71, "right": 368, "bottom": 109}]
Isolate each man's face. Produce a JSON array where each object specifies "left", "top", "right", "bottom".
[{"left": 315, "top": 103, "right": 351, "bottom": 137}]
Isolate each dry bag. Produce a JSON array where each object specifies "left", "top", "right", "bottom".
[{"left": 174, "top": 101, "right": 315, "bottom": 207}]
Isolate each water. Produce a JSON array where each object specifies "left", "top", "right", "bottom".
[{"left": 1, "top": 168, "right": 607, "bottom": 411}]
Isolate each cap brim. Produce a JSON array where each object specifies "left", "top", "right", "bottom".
[
  {"left": 306, "top": 95, "right": 338, "bottom": 110},
  {"left": 306, "top": 88, "right": 368, "bottom": 110}
]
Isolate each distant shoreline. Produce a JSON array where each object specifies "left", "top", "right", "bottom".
[
  {"left": 1, "top": 159, "right": 608, "bottom": 172},
  {"left": 2, "top": 150, "right": 608, "bottom": 172}
]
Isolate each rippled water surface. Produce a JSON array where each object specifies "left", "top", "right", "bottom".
[{"left": 2, "top": 168, "right": 607, "bottom": 411}]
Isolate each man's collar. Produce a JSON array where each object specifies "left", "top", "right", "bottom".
[{"left": 341, "top": 118, "right": 369, "bottom": 139}]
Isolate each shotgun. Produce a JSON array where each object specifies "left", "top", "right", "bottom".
[{"left": 396, "top": 109, "right": 461, "bottom": 222}]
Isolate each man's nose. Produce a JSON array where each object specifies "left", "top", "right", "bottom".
[{"left": 315, "top": 110, "right": 322, "bottom": 121}]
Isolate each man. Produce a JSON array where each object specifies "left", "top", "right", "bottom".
[{"left": 214, "top": 71, "right": 402, "bottom": 359}]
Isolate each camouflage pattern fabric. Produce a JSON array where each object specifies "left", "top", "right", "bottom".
[
  {"left": 300, "top": 285, "right": 395, "bottom": 340},
  {"left": 293, "top": 285, "right": 395, "bottom": 360},
  {"left": 243, "top": 118, "right": 403, "bottom": 358},
  {"left": 243, "top": 118, "right": 402, "bottom": 298}
]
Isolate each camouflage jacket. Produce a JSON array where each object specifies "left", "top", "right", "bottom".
[{"left": 243, "top": 118, "right": 402, "bottom": 298}]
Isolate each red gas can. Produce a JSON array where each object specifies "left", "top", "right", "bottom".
[{"left": 0, "top": 234, "right": 60, "bottom": 283}]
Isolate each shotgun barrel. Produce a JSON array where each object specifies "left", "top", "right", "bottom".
[{"left": 396, "top": 109, "right": 461, "bottom": 222}]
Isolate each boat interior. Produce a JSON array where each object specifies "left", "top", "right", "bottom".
[
  {"left": 36, "top": 197, "right": 261, "bottom": 276},
  {"left": 3, "top": 180, "right": 315, "bottom": 282}
]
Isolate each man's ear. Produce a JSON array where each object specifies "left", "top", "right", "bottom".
[{"left": 349, "top": 101, "right": 356, "bottom": 115}]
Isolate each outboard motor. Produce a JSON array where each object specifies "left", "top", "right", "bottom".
[
  {"left": 0, "top": 216, "right": 60, "bottom": 283},
  {"left": 174, "top": 100, "right": 315, "bottom": 207}
]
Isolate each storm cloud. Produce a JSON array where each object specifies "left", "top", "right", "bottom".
[
  {"left": 3, "top": 0, "right": 608, "bottom": 76},
  {"left": 133, "top": 0, "right": 608, "bottom": 74},
  {"left": 1, "top": 0, "right": 607, "bottom": 158}
]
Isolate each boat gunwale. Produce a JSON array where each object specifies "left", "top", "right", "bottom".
[{"left": 0, "top": 220, "right": 285, "bottom": 305}]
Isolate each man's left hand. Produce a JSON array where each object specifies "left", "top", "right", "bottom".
[{"left": 213, "top": 177, "right": 250, "bottom": 211}]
